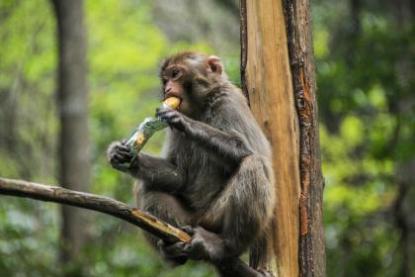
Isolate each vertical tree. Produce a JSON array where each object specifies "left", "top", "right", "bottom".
[
  {"left": 51, "top": 0, "right": 90, "bottom": 268},
  {"left": 241, "top": 0, "right": 325, "bottom": 276},
  {"left": 392, "top": 2, "right": 415, "bottom": 276}
]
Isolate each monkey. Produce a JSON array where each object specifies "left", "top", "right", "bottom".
[{"left": 107, "top": 52, "right": 275, "bottom": 276}]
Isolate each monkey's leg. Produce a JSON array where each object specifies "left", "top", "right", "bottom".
[
  {"left": 135, "top": 184, "right": 192, "bottom": 265},
  {"left": 191, "top": 155, "right": 274, "bottom": 267},
  {"left": 208, "top": 155, "right": 273, "bottom": 257}
]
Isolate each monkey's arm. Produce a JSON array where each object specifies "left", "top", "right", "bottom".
[
  {"left": 134, "top": 153, "right": 185, "bottom": 192},
  {"left": 186, "top": 120, "right": 251, "bottom": 163},
  {"left": 157, "top": 109, "right": 252, "bottom": 166},
  {"left": 107, "top": 141, "right": 184, "bottom": 193}
]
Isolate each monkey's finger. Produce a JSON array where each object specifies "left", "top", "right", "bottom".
[
  {"left": 183, "top": 238, "right": 203, "bottom": 253},
  {"left": 257, "top": 269, "right": 274, "bottom": 277},
  {"left": 161, "top": 242, "right": 188, "bottom": 258},
  {"left": 181, "top": 225, "right": 195, "bottom": 236},
  {"left": 109, "top": 149, "right": 129, "bottom": 161},
  {"left": 156, "top": 107, "right": 176, "bottom": 118},
  {"left": 157, "top": 239, "right": 166, "bottom": 249},
  {"left": 183, "top": 241, "right": 205, "bottom": 260},
  {"left": 114, "top": 152, "right": 131, "bottom": 161},
  {"left": 115, "top": 146, "right": 131, "bottom": 155},
  {"left": 158, "top": 111, "right": 177, "bottom": 119},
  {"left": 182, "top": 243, "right": 193, "bottom": 254},
  {"left": 160, "top": 112, "right": 181, "bottom": 126},
  {"left": 155, "top": 107, "right": 170, "bottom": 118},
  {"left": 115, "top": 144, "right": 131, "bottom": 153},
  {"left": 110, "top": 155, "right": 126, "bottom": 165},
  {"left": 170, "top": 117, "right": 183, "bottom": 125},
  {"left": 110, "top": 161, "right": 130, "bottom": 171},
  {"left": 158, "top": 240, "right": 188, "bottom": 265},
  {"left": 109, "top": 152, "right": 121, "bottom": 162}
]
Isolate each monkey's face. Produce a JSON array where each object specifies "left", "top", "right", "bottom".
[
  {"left": 161, "top": 64, "right": 190, "bottom": 114},
  {"left": 160, "top": 52, "right": 225, "bottom": 117}
]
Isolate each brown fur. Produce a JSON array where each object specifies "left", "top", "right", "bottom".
[{"left": 108, "top": 52, "right": 275, "bottom": 273}]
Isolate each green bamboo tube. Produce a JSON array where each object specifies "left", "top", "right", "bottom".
[{"left": 126, "top": 97, "right": 181, "bottom": 156}]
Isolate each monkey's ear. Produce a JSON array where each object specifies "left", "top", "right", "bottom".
[{"left": 207, "top": 55, "right": 223, "bottom": 75}]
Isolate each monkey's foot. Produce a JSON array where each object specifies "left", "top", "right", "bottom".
[
  {"left": 157, "top": 240, "right": 188, "bottom": 266},
  {"left": 256, "top": 268, "right": 274, "bottom": 277}
]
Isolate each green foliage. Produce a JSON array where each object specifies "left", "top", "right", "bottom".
[
  {"left": 1, "top": 0, "right": 414, "bottom": 276},
  {"left": 314, "top": 1, "right": 415, "bottom": 276},
  {"left": 0, "top": 2, "right": 59, "bottom": 274},
  {"left": 0, "top": 0, "right": 216, "bottom": 276}
]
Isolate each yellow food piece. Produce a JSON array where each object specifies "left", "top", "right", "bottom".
[
  {"left": 135, "top": 133, "right": 145, "bottom": 145},
  {"left": 163, "top": 97, "right": 181, "bottom": 109}
]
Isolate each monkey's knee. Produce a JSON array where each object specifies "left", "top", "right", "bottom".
[
  {"left": 135, "top": 186, "right": 191, "bottom": 252},
  {"left": 139, "top": 192, "right": 190, "bottom": 227}
]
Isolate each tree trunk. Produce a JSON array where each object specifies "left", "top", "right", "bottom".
[
  {"left": 391, "top": 3, "right": 415, "bottom": 276},
  {"left": 51, "top": 0, "right": 90, "bottom": 267},
  {"left": 241, "top": 0, "right": 325, "bottom": 276}
]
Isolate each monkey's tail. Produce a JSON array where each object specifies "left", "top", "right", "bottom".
[{"left": 249, "top": 221, "right": 274, "bottom": 271}]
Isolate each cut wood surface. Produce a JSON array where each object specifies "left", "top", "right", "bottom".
[
  {"left": 241, "top": 0, "right": 326, "bottom": 276},
  {"left": 241, "top": 0, "right": 301, "bottom": 276}
]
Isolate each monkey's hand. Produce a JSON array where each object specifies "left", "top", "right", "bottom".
[
  {"left": 107, "top": 141, "right": 136, "bottom": 172},
  {"left": 156, "top": 106, "right": 188, "bottom": 132},
  {"left": 156, "top": 226, "right": 225, "bottom": 263},
  {"left": 181, "top": 226, "right": 226, "bottom": 262},
  {"left": 157, "top": 240, "right": 189, "bottom": 266}
]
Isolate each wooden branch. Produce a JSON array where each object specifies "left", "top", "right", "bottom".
[
  {"left": 0, "top": 177, "right": 191, "bottom": 243},
  {"left": 0, "top": 177, "right": 263, "bottom": 276}
]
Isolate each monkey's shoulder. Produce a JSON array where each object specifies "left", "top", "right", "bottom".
[
  {"left": 204, "top": 91, "right": 251, "bottom": 125},
  {"left": 206, "top": 88, "right": 248, "bottom": 112},
  {"left": 207, "top": 91, "right": 271, "bottom": 155}
]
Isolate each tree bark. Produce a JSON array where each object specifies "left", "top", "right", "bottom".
[
  {"left": 241, "top": 0, "right": 325, "bottom": 276},
  {"left": 51, "top": 0, "right": 90, "bottom": 266},
  {"left": 283, "top": 0, "right": 326, "bottom": 276}
]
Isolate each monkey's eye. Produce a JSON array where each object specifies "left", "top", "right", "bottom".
[{"left": 171, "top": 68, "right": 181, "bottom": 80}]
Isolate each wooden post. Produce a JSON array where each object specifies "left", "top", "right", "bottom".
[{"left": 241, "top": 0, "right": 325, "bottom": 276}]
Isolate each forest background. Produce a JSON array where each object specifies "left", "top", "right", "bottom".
[{"left": 0, "top": 0, "right": 414, "bottom": 276}]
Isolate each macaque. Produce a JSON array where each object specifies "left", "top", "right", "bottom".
[{"left": 107, "top": 52, "right": 275, "bottom": 275}]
